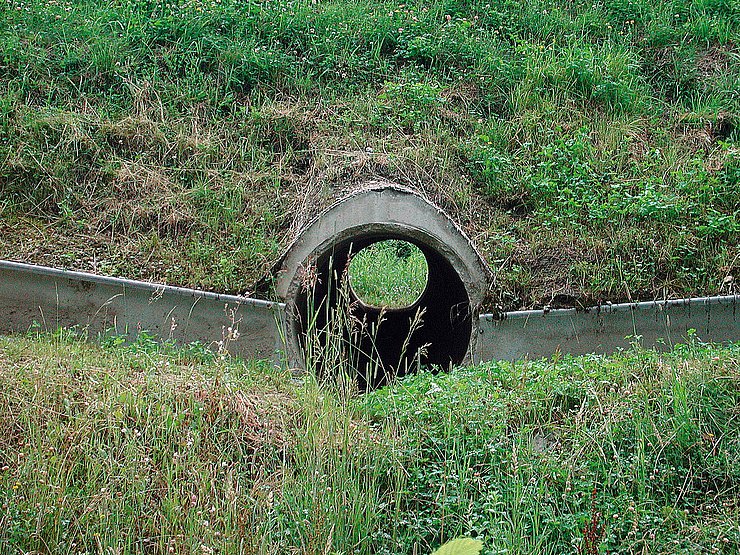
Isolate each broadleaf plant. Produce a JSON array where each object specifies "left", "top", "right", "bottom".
[{"left": 431, "top": 537, "right": 484, "bottom": 555}]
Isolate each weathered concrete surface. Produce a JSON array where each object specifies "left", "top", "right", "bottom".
[
  {"left": 0, "top": 260, "right": 284, "bottom": 361},
  {"left": 478, "top": 295, "right": 740, "bottom": 362},
  {"left": 274, "top": 181, "right": 492, "bottom": 384}
]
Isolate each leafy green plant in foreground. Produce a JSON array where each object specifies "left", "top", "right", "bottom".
[
  {"left": 364, "top": 340, "right": 740, "bottom": 554},
  {"left": 433, "top": 537, "right": 484, "bottom": 555}
]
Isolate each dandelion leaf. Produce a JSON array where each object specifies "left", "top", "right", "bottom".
[{"left": 431, "top": 537, "right": 484, "bottom": 555}]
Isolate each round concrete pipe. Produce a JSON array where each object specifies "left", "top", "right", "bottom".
[{"left": 275, "top": 182, "right": 490, "bottom": 388}]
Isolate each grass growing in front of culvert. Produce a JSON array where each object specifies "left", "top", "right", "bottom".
[
  {"left": 1, "top": 0, "right": 738, "bottom": 308},
  {"left": 1, "top": 333, "right": 739, "bottom": 554},
  {"left": 349, "top": 240, "right": 429, "bottom": 308}
]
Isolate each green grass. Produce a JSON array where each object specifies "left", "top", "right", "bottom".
[
  {"left": 0, "top": 0, "right": 738, "bottom": 309},
  {"left": 2, "top": 333, "right": 739, "bottom": 554},
  {"left": 349, "top": 240, "right": 428, "bottom": 308}
]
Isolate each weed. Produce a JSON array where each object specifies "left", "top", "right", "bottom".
[
  {"left": 578, "top": 487, "right": 607, "bottom": 555},
  {"left": 298, "top": 250, "right": 427, "bottom": 390}
]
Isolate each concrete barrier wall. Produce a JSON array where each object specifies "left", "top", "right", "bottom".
[
  {"left": 477, "top": 295, "right": 740, "bottom": 362},
  {"left": 2, "top": 264, "right": 739, "bottom": 368},
  {"left": 0, "top": 261, "right": 285, "bottom": 362}
]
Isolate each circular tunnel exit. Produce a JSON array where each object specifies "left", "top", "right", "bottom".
[
  {"left": 348, "top": 239, "right": 428, "bottom": 310},
  {"left": 274, "top": 183, "right": 490, "bottom": 389}
]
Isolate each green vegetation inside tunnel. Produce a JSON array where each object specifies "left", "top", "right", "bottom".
[{"left": 348, "top": 240, "right": 429, "bottom": 310}]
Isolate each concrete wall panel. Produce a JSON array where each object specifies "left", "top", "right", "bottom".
[
  {"left": 478, "top": 296, "right": 740, "bottom": 362},
  {"left": 0, "top": 261, "right": 284, "bottom": 361}
]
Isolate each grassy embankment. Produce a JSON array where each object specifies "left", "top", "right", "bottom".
[
  {"left": 1, "top": 333, "right": 739, "bottom": 554},
  {"left": 1, "top": 0, "right": 738, "bottom": 309}
]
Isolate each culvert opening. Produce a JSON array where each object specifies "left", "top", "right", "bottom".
[
  {"left": 348, "top": 239, "right": 428, "bottom": 309},
  {"left": 292, "top": 231, "right": 473, "bottom": 390},
  {"left": 275, "top": 183, "right": 490, "bottom": 390}
]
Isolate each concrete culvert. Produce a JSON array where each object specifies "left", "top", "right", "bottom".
[{"left": 274, "top": 181, "right": 491, "bottom": 389}]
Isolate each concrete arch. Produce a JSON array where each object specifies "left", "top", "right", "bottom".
[{"left": 275, "top": 181, "right": 491, "bottom": 388}]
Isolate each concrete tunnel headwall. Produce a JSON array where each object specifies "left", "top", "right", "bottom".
[{"left": 274, "top": 181, "right": 491, "bottom": 388}]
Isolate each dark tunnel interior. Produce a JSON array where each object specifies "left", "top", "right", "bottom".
[{"left": 292, "top": 233, "right": 473, "bottom": 389}]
